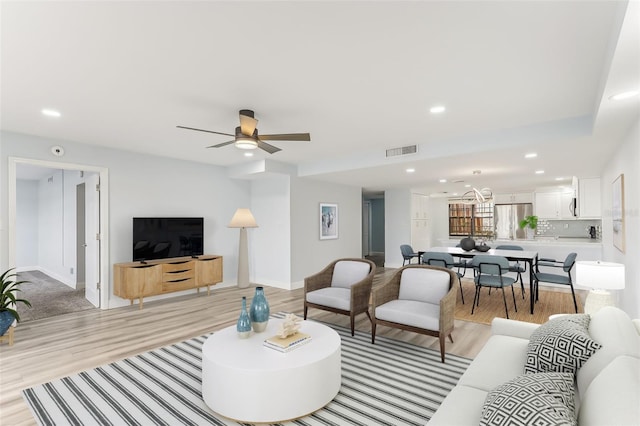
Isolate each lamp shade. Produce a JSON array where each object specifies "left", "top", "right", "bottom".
[
  {"left": 575, "top": 261, "right": 625, "bottom": 290},
  {"left": 228, "top": 208, "right": 258, "bottom": 228}
]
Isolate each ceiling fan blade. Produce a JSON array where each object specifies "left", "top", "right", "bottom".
[
  {"left": 239, "top": 111, "right": 258, "bottom": 136},
  {"left": 207, "top": 140, "right": 236, "bottom": 148},
  {"left": 258, "top": 133, "right": 311, "bottom": 141},
  {"left": 256, "top": 140, "right": 281, "bottom": 154},
  {"left": 177, "top": 126, "right": 234, "bottom": 137}
]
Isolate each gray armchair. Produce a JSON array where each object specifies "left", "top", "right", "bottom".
[
  {"left": 371, "top": 265, "right": 457, "bottom": 363},
  {"left": 304, "top": 258, "right": 376, "bottom": 336}
]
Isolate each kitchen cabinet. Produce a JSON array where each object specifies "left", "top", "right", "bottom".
[
  {"left": 535, "top": 192, "right": 561, "bottom": 219},
  {"left": 411, "top": 193, "right": 428, "bottom": 219},
  {"left": 411, "top": 193, "right": 429, "bottom": 249},
  {"left": 494, "top": 192, "right": 533, "bottom": 204},
  {"left": 578, "top": 177, "right": 601, "bottom": 218}
]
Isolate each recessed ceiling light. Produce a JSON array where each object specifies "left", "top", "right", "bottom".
[
  {"left": 406, "top": 168, "right": 415, "bottom": 173},
  {"left": 41, "top": 109, "right": 61, "bottom": 117},
  {"left": 555, "top": 177, "right": 566, "bottom": 181},
  {"left": 535, "top": 170, "right": 545, "bottom": 174},
  {"left": 244, "top": 152, "right": 254, "bottom": 157},
  {"left": 464, "top": 184, "right": 471, "bottom": 188},
  {"left": 525, "top": 153, "right": 537, "bottom": 159},
  {"left": 429, "top": 105, "right": 446, "bottom": 114},
  {"left": 609, "top": 90, "right": 639, "bottom": 101},
  {"left": 439, "top": 178, "right": 447, "bottom": 183}
]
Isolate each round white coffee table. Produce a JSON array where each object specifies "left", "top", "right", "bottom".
[{"left": 201, "top": 318, "right": 341, "bottom": 423}]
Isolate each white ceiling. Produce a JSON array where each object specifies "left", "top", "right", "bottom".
[{"left": 2, "top": 1, "right": 638, "bottom": 195}]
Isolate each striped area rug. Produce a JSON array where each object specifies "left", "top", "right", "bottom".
[{"left": 23, "top": 317, "right": 471, "bottom": 426}]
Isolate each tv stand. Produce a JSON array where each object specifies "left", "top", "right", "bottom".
[{"left": 114, "top": 255, "right": 223, "bottom": 309}]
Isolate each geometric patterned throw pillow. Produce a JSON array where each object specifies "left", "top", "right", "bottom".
[
  {"left": 480, "top": 372, "right": 577, "bottom": 426},
  {"left": 524, "top": 314, "right": 601, "bottom": 375}
]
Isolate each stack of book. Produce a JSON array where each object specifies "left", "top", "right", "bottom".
[{"left": 263, "top": 332, "right": 312, "bottom": 353}]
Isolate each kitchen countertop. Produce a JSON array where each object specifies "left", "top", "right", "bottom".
[{"left": 441, "top": 238, "right": 602, "bottom": 246}]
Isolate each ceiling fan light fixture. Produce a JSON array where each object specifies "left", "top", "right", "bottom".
[{"left": 235, "top": 137, "right": 258, "bottom": 150}]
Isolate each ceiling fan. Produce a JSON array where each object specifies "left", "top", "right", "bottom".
[{"left": 177, "top": 109, "right": 311, "bottom": 154}]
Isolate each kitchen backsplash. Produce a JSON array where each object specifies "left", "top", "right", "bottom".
[{"left": 536, "top": 219, "right": 602, "bottom": 239}]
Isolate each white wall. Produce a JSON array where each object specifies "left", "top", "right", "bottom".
[
  {"left": 251, "top": 175, "right": 291, "bottom": 289},
  {"left": 384, "top": 188, "right": 412, "bottom": 268},
  {"left": 290, "top": 177, "right": 362, "bottom": 286},
  {"left": 600, "top": 120, "right": 639, "bottom": 318},
  {"left": 1, "top": 131, "right": 251, "bottom": 308}
]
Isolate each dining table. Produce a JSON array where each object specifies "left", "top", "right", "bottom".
[{"left": 427, "top": 246, "right": 540, "bottom": 314}]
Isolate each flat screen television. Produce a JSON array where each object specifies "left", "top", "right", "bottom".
[{"left": 132, "top": 217, "right": 204, "bottom": 261}]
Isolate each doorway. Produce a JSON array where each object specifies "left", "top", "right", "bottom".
[
  {"left": 8, "top": 157, "right": 110, "bottom": 317},
  {"left": 363, "top": 191, "right": 385, "bottom": 267}
]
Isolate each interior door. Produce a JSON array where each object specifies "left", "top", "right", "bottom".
[{"left": 84, "top": 173, "right": 100, "bottom": 307}]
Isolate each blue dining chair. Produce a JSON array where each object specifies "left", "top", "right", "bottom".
[
  {"left": 400, "top": 245, "right": 420, "bottom": 266},
  {"left": 471, "top": 255, "right": 518, "bottom": 319},
  {"left": 533, "top": 253, "right": 578, "bottom": 313},
  {"left": 422, "top": 251, "right": 465, "bottom": 304},
  {"left": 495, "top": 245, "right": 526, "bottom": 299}
]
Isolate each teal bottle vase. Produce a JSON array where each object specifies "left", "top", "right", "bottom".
[
  {"left": 236, "top": 296, "right": 251, "bottom": 339},
  {"left": 250, "top": 286, "right": 270, "bottom": 332}
]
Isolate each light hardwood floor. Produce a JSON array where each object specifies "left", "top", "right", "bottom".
[{"left": 0, "top": 269, "right": 491, "bottom": 426}]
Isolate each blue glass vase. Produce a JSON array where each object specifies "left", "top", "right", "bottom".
[
  {"left": 236, "top": 296, "right": 251, "bottom": 339},
  {"left": 250, "top": 286, "right": 270, "bottom": 332}
]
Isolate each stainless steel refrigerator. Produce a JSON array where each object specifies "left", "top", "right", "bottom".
[{"left": 494, "top": 203, "right": 534, "bottom": 240}]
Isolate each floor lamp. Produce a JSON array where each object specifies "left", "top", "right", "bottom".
[
  {"left": 228, "top": 208, "right": 258, "bottom": 289},
  {"left": 575, "top": 261, "right": 625, "bottom": 315}
]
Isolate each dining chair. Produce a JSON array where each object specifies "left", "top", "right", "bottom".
[
  {"left": 495, "top": 245, "right": 526, "bottom": 299},
  {"left": 400, "top": 244, "right": 420, "bottom": 266},
  {"left": 422, "top": 252, "right": 465, "bottom": 304},
  {"left": 471, "top": 255, "right": 517, "bottom": 319},
  {"left": 533, "top": 252, "right": 579, "bottom": 313}
]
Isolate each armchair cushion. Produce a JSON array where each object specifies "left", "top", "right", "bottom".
[
  {"left": 398, "top": 268, "right": 449, "bottom": 304},
  {"left": 374, "top": 299, "right": 440, "bottom": 330},
  {"left": 331, "top": 260, "right": 371, "bottom": 289},
  {"left": 306, "top": 287, "right": 350, "bottom": 311}
]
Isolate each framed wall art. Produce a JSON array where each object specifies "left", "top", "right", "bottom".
[
  {"left": 320, "top": 203, "right": 338, "bottom": 240},
  {"left": 612, "top": 173, "right": 625, "bottom": 252}
]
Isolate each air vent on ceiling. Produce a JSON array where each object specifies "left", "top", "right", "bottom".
[{"left": 386, "top": 145, "right": 417, "bottom": 157}]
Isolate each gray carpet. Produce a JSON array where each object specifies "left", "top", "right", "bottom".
[
  {"left": 23, "top": 315, "right": 471, "bottom": 426},
  {"left": 16, "top": 270, "right": 96, "bottom": 323}
]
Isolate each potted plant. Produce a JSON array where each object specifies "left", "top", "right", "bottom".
[
  {"left": 519, "top": 215, "right": 538, "bottom": 239},
  {"left": 0, "top": 268, "right": 31, "bottom": 336}
]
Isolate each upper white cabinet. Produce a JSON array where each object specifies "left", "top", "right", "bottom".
[
  {"left": 493, "top": 192, "right": 534, "bottom": 204},
  {"left": 578, "top": 177, "right": 602, "bottom": 218},
  {"left": 411, "top": 193, "right": 428, "bottom": 219},
  {"left": 535, "top": 192, "right": 561, "bottom": 218}
]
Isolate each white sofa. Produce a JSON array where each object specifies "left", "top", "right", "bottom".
[{"left": 429, "top": 306, "right": 640, "bottom": 425}]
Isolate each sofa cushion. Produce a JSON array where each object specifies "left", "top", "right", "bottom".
[
  {"left": 578, "top": 355, "right": 640, "bottom": 426},
  {"left": 330, "top": 261, "right": 370, "bottom": 289},
  {"left": 398, "top": 268, "right": 449, "bottom": 304},
  {"left": 577, "top": 306, "right": 640, "bottom": 396},
  {"left": 458, "top": 335, "right": 530, "bottom": 392},
  {"left": 479, "top": 372, "right": 576, "bottom": 426},
  {"left": 306, "top": 287, "right": 350, "bottom": 311},
  {"left": 375, "top": 299, "right": 439, "bottom": 330},
  {"left": 427, "top": 385, "right": 489, "bottom": 426},
  {"left": 524, "top": 314, "right": 601, "bottom": 375}
]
